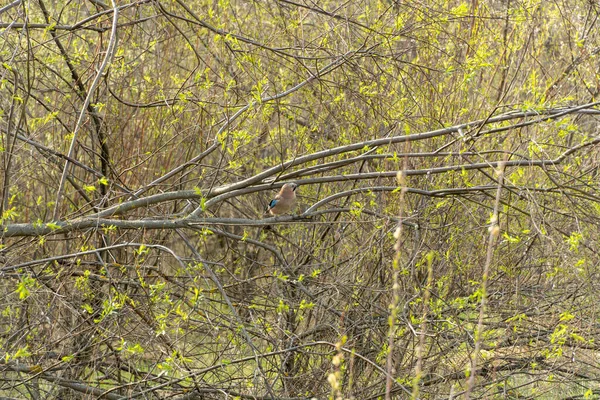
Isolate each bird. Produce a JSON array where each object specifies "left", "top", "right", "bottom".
[{"left": 265, "top": 183, "right": 298, "bottom": 215}]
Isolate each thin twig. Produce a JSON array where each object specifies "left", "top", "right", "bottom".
[
  {"left": 465, "top": 160, "right": 506, "bottom": 398},
  {"left": 52, "top": 0, "right": 120, "bottom": 219}
]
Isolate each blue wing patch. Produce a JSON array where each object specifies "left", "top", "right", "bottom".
[{"left": 268, "top": 199, "right": 278, "bottom": 208}]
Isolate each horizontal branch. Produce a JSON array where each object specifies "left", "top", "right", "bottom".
[
  {"left": 0, "top": 183, "right": 566, "bottom": 240},
  {"left": 92, "top": 141, "right": 592, "bottom": 220},
  {"left": 0, "top": 22, "right": 107, "bottom": 32},
  {"left": 0, "top": 214, "right": 309, "bottom": 239},
  {"left": 0, "top": 18, "right": 159, "bottom": 32},
  {"left": 200, "top": 149, "right": 590, "bottom": 210},
  {"left": 1, "top": 362, "right": 125, "bottom": 400},
  {"left": 197, "top": 104, "right": 600, "bottom": 199},
  {"left": 0, "top": 0, "right": 152, "bottom": 32},
  {"left": 2, "top": 110, "right": 598, "bottom": 238}
]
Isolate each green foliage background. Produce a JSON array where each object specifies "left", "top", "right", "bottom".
[{"left": 2, "top": 0, "right": 600, "bottom": 398}]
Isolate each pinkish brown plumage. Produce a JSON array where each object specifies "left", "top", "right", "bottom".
[{"left": 266, "top": 183, "right": 298, "bottom": 215}]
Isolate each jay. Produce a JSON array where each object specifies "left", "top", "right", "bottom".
[{"left": 266, "top": 183, "right": 298, "bottom": 215}]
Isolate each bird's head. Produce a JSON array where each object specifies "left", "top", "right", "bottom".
[{"left": 282, "top": 182, "right": 298, "bottom": 192}]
